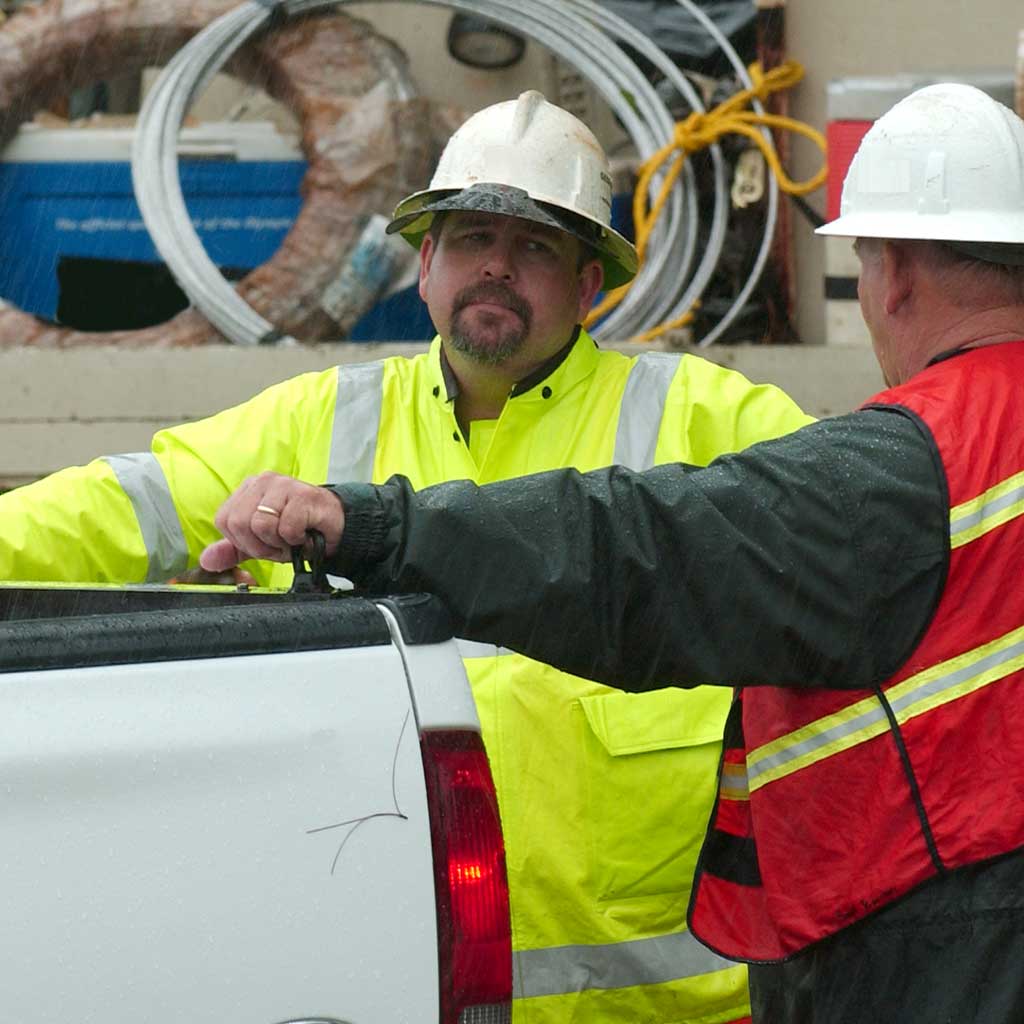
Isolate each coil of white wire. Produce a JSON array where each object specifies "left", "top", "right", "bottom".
[{"left": 132, "top": 0, "right": 778, "bottom": 346}]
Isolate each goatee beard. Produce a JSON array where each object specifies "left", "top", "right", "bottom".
[{"left": 448, "top": 282, "right": 533, "bottom": 366}]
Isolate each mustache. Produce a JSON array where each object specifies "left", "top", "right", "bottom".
[{"left": 452, "top": 282, "right": 532, "bottom": 326}]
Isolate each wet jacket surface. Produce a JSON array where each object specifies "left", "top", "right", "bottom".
[
  {"left": 329, "top": 343, "right": 1024, "bottom": 1023},
  {"left": 329, "top": 407, "right": 944, "bottom": 691}
]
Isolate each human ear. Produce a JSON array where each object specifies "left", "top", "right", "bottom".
[
  {"left": 577, "top": 259, "right": 605, "bottom": 319},
  {"left": 418, "top": 233, "right": 436, "bottom": 303},
  {"left": 882, "top": 241, "right": 913, "bottom": 315}
]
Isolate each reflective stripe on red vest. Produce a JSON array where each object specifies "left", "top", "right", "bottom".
[{"left": 689, "top": 342, "right": 1024, "bottom": 962}]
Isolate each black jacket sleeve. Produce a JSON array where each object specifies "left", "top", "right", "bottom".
[{"left": 327, "top": 408, "right": 948, "bottom": 692}]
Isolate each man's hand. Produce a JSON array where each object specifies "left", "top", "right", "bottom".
[{"left": 199, "top": 472, "right": 344, "bottom": 573}]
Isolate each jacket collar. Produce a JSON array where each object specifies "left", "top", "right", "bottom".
[
  {"left": 926, "top": 337, "right": 1024, "bottom": 368},
  {"left": 430, "top": 326, "right": 600, "bottom": 403}
]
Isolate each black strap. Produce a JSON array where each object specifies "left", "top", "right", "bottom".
[
  {"left": 289, "top": 530, "right": 332, "bottom": 594},
  {"left": 790, "top": 192, "right": 826, "bottom": 229},
  {"left": 875, "top": 684, "right": 947, "bottom": 875}
]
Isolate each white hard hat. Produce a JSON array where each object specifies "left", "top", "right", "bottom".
[
  {"left": 387, "top": 91, "right": 639, "bottom": 288},
  {"left": 817, "top": 82, "right": 1024, "bottom": 260}
]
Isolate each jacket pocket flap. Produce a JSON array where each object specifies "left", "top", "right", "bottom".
[{"left": 579, "top": 686, "right": 732, "bottom": 756}]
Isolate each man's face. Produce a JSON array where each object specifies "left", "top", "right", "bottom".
[{"left": 418, "top": 211, "right": 603, "bottom": 373}]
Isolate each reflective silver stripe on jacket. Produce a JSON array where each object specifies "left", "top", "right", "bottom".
[
  {"left": 950, "top": 484, "right": 1024, "bottom": 537},
  {"left": 513, "top": 929, "right": 740, "bottom": 1000},
  {"left": 746, "top": 621, "right": 1024, "bottom": 794},
  {"left": 327, "top": 361, "right": 385, "bottom": 483},
  {"left": 103, "top": 453, "right": 188, "bottom": 582},
  {"left": 613, "top": 352, "right": 682, "bottom": 470},
  {"left": 949, "top": 469, "right": 1024, "bottom": 549}
]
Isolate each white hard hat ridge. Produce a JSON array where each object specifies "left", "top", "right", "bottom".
[
  {"left": 387, "top": 91, "right": 639, "bottom": 287},
  {"left": 817, "top": 82, "right": 1024, "bottom": 246},
  {"left": 427, "top": 90, "right": 609, "bottom": 221}
]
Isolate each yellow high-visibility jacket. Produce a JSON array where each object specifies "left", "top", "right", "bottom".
[{"left": 0, "top": 332, "right": 812, "bottom": 1023}]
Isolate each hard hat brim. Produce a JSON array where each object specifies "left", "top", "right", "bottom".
[
  {"left": 817, "top": 210, "right": 1024, "bottom": 246},
  {"left": 387, "top": 183, "right": 639, "bottom": 289},
  {"left": 818, "top": 212, "right": 1024, "bottom": 266}
]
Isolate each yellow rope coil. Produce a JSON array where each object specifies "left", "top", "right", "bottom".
[{"left": 585, "top": 59, "right": 827, "bottom": 342}]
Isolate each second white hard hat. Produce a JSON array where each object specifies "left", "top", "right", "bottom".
[
  {"left": 817, "top": 82, "right": 1024, "bottom": 251},
  {"left": 387, "top": 91, "right": 639, "bottom": 288}
]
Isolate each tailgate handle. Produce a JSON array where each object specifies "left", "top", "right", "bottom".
[{"left": 289, "top": 529, "right": 332, "bottom": 594}]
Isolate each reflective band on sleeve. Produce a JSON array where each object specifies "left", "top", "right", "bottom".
[
  {"left": 513, "top": 928, "right": 740, "bottom": 1000},
  {"left": 102, "top": 453, "right": 189, "bottom": 583},
  {"left": 950, "top": 470, "right": 1024, "bottom": 548},
  {"left": 747, "top": 620, "right": 1024, "bottom": 793},
  {"left": 613, "top": 353, "right": 682, "bottom": 470},
  {"left": 327, "top": 361, "right": 385, "bottom": 483}
]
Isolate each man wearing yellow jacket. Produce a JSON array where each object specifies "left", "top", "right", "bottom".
[{"left": 0, "top": 92, "right": 810, "bottom": 1023}]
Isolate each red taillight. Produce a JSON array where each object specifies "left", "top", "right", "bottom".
[{"left": 421, "top": 730, "right": 511, "bottom": 1024}]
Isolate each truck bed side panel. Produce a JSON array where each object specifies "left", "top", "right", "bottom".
[{"left": 0, "top": 646, "right": 438, "bottom": 1024}]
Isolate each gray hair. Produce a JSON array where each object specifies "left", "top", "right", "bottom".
[{"left": 930, "top": 241, "right": 1024, "bottom": 305}]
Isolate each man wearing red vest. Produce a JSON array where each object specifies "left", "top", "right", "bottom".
[{"left": 203, "top": 82, "right": 1024, "bottom": 1021}]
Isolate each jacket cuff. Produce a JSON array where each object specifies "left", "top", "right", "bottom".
[{"left": 323, "top": 483, "right": 390, "bottom": 579}]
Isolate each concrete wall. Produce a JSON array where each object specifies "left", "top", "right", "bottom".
[
  {"left": 0, "top": 342, "right": 882, "bottom": 488},
  {"left": 345, "top": 2, "right": 626, "bottom": 145},
  {"left": 346, "top": 3, "right": 554, "bottom": 114}
]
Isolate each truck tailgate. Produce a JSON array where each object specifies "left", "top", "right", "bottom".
[{"left": 0, "top": 594, "right": 445, "bottom": 1023}]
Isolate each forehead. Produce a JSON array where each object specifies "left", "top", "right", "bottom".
[{"left": 443, "top": 210, "right": 569, "bottom": 243}]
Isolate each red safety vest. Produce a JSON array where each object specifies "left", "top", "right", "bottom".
[{"left": 689, "top": 342, "right": 1024, "bottom": 962}]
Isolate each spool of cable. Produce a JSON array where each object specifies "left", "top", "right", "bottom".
[{"left": 132, "top": 0, "right": 780, "bottom": 345}]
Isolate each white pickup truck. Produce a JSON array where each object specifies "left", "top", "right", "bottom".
[{"left": 0, "top": 581, "right": 510, "bottom": 1024}]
